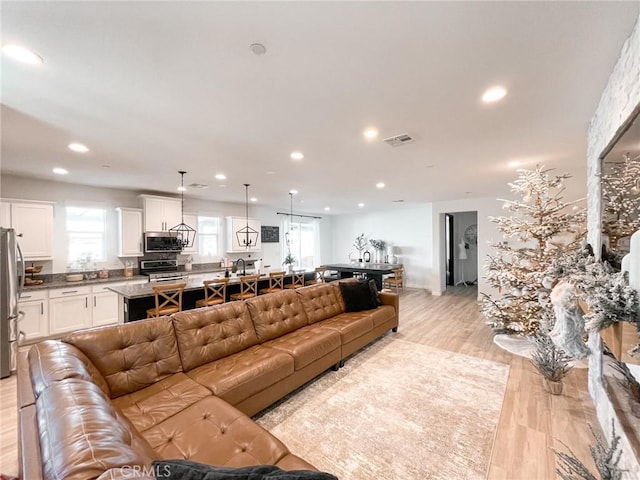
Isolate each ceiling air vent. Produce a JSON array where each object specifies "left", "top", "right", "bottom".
[
  {"left": 383, "top": 133, "right": 414, "bottom": 147},
  {"left": 189, "top": 183, "right": 209, "bottom": 189}
]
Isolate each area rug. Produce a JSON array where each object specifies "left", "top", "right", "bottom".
[
  {"left": 493, "top": 334, "right": 588, "bottom": 368},
  {"left": 255, "top": 338, "right": 509, "bottom": 480}
]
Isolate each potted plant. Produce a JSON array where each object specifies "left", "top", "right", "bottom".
[
  {"left": 531, "top": 332, "right": 572, "bottom": 395},
  {"left": 531, "top": 333, "right": 572, "bottom": 394},
  {"left": 283, "top": 252, "right": 296, "bottom": 273},
  {"left": 370, "top": 239, "right": 387, "bottom": 263},
  {"left": 353, "top": 234, "right": 368, "bottom": 263}
]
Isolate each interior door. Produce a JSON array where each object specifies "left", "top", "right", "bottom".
[{"left": 445, "top": 214, "right": 454, "bottom": 286}]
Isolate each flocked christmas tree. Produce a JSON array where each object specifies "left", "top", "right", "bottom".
[
  {"left": 481, "top": 165, "right": 586, "bottom": 335},
  {"left": 601, "top": 152, "right": 640, "bottom": 248}
]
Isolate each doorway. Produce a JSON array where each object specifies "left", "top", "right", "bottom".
[{"left": 444, "top": 211, "right": 478, "bottom": 291}]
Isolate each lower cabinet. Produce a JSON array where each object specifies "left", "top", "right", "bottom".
[
  {"left": 18, "top": 290, "right": 49, "bottom": 343},
  {"left": 91, "top": 283, "right": 126, "bottom": 327},
  {"left": 49, "top": 286, "right": 92, "bottom": 335}
]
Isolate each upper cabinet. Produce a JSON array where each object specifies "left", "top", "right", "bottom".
[
  {"left": 1, "top": 200, "right": 54, "bottom": 259},
  {"left": 226, "top": 216, "right": 261, "bottom": 252},
  {"left": 140, "top": 195, "right": 182, "bottom": 232},
  {"left": 116, "top": 207, "right": 143, "bottom": 257}
]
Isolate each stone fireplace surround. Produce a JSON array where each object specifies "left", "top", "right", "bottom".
[{"left": 586, "top": 13, "right": 640, "bottom": 478}]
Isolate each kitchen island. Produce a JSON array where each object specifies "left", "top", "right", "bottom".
[{"left": 108, "top": 270, "right": 314, "bottom": 322}]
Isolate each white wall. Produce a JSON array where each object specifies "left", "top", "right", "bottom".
[
  {"left": 329, "top": 204, "right": 433, "bottom": 289},
  {"left": 0, "top": 174, "right": 333, "bottom": 273}
]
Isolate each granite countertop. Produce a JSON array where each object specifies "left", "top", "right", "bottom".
[
  {"left": 108, "top": 269, "right": 312, "bottom": 299},
  {"left": 22, "top": 274, "right": 150, "bottom": 291}
]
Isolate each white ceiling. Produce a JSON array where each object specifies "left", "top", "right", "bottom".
[{"left": 1, "top": 1, "right": 638, "bottom": 214}]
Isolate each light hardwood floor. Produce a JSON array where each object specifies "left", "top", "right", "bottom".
[{"left": 0, "top": 286, "right": 598, "bottom": 478}]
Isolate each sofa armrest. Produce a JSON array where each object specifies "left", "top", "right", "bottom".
[{"left": 379, "top": 291, "right": 399, "bottom": 318}]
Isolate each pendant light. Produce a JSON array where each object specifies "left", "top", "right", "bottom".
[
  {"left": 285, "top": 192, "right": 294, "bottom": 247},
  {"left": 235, "top": 183, "right": 259, "bottom": 248},
  {"left": 169, "top": 171, "right": 196, "bottom": 249}
]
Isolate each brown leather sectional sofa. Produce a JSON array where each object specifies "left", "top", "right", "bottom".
[{"left": 18, "top": 281, "right": 399, "bottom": 480}]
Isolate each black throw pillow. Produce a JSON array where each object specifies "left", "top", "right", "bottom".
[
  {"left": 339, "top": 279, "right": 380, "bottom": 312},
  {"left": 151, "top": 460, "right": 338, "bottom": 480},
  {"left": 368, "top": 279, "right": 382, "bottom": 307}
]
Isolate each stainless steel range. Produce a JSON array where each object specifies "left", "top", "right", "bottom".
[{"left": 140, "top": 259, "right": 188, "bottom": 283}]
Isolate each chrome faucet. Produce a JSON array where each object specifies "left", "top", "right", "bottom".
[{"left": 236, "top": 258, "right": 246, "bottom": 276}]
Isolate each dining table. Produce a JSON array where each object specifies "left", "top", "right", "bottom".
[{"left": 322, "top": 263, "right": 402, "bottom": 290}]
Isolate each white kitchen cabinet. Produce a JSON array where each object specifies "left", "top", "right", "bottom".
[
  {"left": 0, "top": 202, "right": 10, "bottom": 228},
  {"left": 1, "top": 201, "right": 54, "bottom": 259},
  {"left": 180, "top": 213, "right": 198, "bottom": 254},
  {"left": 49, "top": 286, "right": 91, "bottom": 335},
  {"left": 116, "top": 208, "right": 143, "bottom": 256},
  {"left": 92, "top": 283, "right": 124, "bottom": 327},
  {"left": 140, "top": 195, "right": 182, "bottom": 232},
  {"left": 226, "top": 216, "right": 261, "bottom": 253},
  {"left": 18, "top": 290, "right": 48, "bottom": 343}
]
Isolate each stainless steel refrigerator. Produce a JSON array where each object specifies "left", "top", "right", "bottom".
[{"left": 1, "top": 227, "right": 25, "bottom": 378}]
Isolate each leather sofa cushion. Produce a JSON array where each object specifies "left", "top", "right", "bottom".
[
  {"left": 369, "top": 305, "right": 396, "bottom": 328},
  {"left": 172, "top": 302, "right": 259, "bottom": 371},
  {"left": 263, "top": 326, "right": 341, "bottom": 370},
  {"left": 142, "top": 395, "right": 293, "bottom": 467},
  {"left": 187, "top": 345, "right": 294, "bottom": 405},
  {"left": 296, "top": 283, "right": 345, "bottom": 324},
  {"left": 36, "top": 378, "right": 154, "bottom": 480},
  {"left": 65, "top": 316, "right": 183, "bottom": 399},
  {"left": 28, "top": 339, "right": 110, "bottom": 398},
  {"left": 112, "top": 373, "right": 211, "bottom": 432},
  {"left": 315, "top": 312, "right": 374, "bottom": 344},
  {"left": 246, "top": 290, "right": 310, "bottom": 342}
]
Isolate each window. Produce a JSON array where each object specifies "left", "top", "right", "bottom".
[
  {"left": 197, "top": 216, "right": 220, "bottom": 257},
  {"left": 282, "top": 217, "right": 320, "bottom": 268},
  {"left": 66, "top": 206, "right": 106, "bottom": 264}
]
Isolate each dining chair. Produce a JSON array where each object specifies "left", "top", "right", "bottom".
[
  {"left": 146, "top": 282, "right": 187, "bottom": 318},
  {"left": 382, "top": 268, "right": 404, "bottom": 293},
  {"left": 305, "top": 266, "right": 327, "bottom": 286},
  {"left": 230, "top": 274, "right": 259, "bottom": 301},
  {"left": 195, "top": 278, "right": 229, "bottom": 307},
  {"left": 260, "top": 271, "right": 285, "bottom": 295},
  {"left": 284, "top": 271, "right": 305, "bottom": 290}
]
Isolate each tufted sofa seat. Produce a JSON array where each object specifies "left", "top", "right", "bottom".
[{"left": 18, "top": 281, "right": 399, "bottom": 480}]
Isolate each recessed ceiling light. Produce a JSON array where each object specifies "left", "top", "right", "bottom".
[
  {"left": 250, "top": 197, "right": 257, "bottom": 202},
  {"left": 376, "top": 182, "right": 385, "bottom": 189},
  {"left": 102, "top": 164, "right": 111, "bottom": 169},
  {"left": 482, "top": 86, "right": 507, "bottom": 103},
  {"left": 52, "top": 167, "right": 68, "bottom": 175},
  {"left": 358, "top": 203, "right": 365, "bottom": 208},
  {"left": 508, "top": 161, "right": 521, "bottom": 168},
  {"left": 324, "top": 207, "right": 331, "bottom": 211},
  {"left": 290, "top": 152, "right": 304, "bottom": 161},
  {"left": 219, "top": 184, "right": 227, "bottom": 188},
  {"left": 266, "top": 171, "right": 276, "bottom": 175},
  {"left": 68, "top": 143, "right": 89, "bottom": 153},
  {"left": 2, "top": 44, "right": 43, "bottom": 65},
  {"left": 250, "top": 43, "right": 266, "bottom": 56},
  {"left": 289, "top": 189, "right": 298, "bottom": 195},
  {"left": 363, "top": 127, "right": 379, "bottom": 140},
  {"left": 215, "top": 173, "right": 226, "bottom": 180},
  {"left": 177, "top": 186, "right": 187, "bottom": 192}
]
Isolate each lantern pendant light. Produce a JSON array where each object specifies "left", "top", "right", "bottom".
[
  {"left": 169, "top": 171, "right": 196, "bottom": 249},
  {"left": 235, "top": 183, "right": 259, "bottom": 248}
]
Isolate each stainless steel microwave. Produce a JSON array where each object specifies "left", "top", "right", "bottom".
[{"left": 144, "top": 232, "right": 183, "bottom": 253}]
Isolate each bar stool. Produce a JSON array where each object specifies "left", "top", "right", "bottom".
[
  {"left": 284, "top": 271, "right": 305, "bottom": 290},
  {"left": 146, "top": 282, "right": 186, "bottom": 318},
  {"left": 305, "top": 266, "right": 327, "bottom": 286},
  {"left": 259, "top": 271, "right": 285, "bottom": 295},
  {"left": 195, "top": 278, "right": 229, "bottom": 307},
  {"left": 230, "top": 274, "right": 259, "bottom": 301},
  {"left": 382, "top": 268, "right": 404, "bottom": 293}
]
